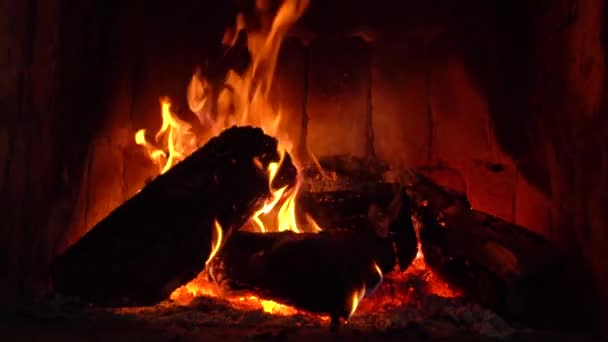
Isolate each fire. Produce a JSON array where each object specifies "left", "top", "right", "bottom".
[
  {"left": 205, "top": 220, "right": 223, "bottom": 266},
  {"left": 135, "top": 0, "right": 311, "bottom": 167},
  {"left": 409, "top": 215, "right": 459, "bottom": 298},
  {"left": 374, "top": 262, "right": 383, "bottom": 278},
  {"left": 304, "top": 214, "right": 324, "bottom": 233},
  {"left": 134, "top": 0, "right": 314, "bottom": 235},
  {"left": 133, "top": 0, "right": 459, "bottom": 323},
  {"left": 135, "top": 0, "right": 319, "bottom": 314},
  {"left": 134, "top": 98, "right": 197, "bottom": 174},
  {"left": 348, "top": 284, "right": 367, "bottom": 319}
]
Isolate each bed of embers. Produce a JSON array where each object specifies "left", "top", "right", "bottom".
[{"left": 15, "top": 126, "right": 585, "bottom": 341}]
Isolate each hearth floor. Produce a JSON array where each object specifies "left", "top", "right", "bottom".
[{"left": 0, "top": 295, "right": 595, "bottom": 342}]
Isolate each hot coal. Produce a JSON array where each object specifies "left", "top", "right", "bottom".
[{"left": 52, "top": 126, "right": 297, "bottom": 306}]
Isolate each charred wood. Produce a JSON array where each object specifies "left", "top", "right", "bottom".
[
  {"left": 212, "top": 230, "right": 386, "bottom": 327},
  {"left": 52, "top": 126, "right": 297, "bottom": 306},
  {"left": 212, "top": 177, "right": 417, "bottom": 328},
  {"left": 298, "top": 155, "right": 418, "bottom": 271},
  {"left": 297, "top": 186, "right": 417, "bottom": 271},
  {"left": 408, "top": 172, "right": 562, "bottom": 322}
]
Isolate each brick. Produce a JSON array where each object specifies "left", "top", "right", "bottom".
[
  {"left": 515, "top": 175, "right": 552, "bottom": 237},
  {"left": 371, "top": 38, "right": 431, "bottom": 169},
  {"left": 430, "top": 55, "right": 494, "bottom": 163},
  {"left": 270, "top": 37, "right": 308, "bottom": 156},
  {"left": 466, "top": 159, "right": 517, "bottom": 222},
  {"left": 86, "top": 136, "right": 125, "bottom": 229},
  {"left": 307, "top": 37, "right": 370, "bottom": 158}
]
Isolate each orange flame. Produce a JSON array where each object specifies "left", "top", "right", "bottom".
[
  {"left": 276, "top": 184, "right": 300, "bottom": 233},
  {"left": 304, "top": 214, "right": 323, "bottom": 233},
  {"left": 134, "top": 98, "right": 197, "bottom": 174},
  {"left": 373, "top": 262, "right": 383, "bottom": 279},
  {"left": 136, "top": 0, "right": 462, "bottom": 324},
  {"left": 154, "top": 0, "right": 320, "bottom": 309},
  {"left": 205, "top": 220, "right": 223, "bottom": 266},
  {"left": 348, "top": 283, "right": 367, "bottom": 319}
]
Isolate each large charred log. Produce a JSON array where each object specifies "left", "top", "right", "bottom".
[
  {"left": 212, "top": 230, "right": 385, "bottom": 328},
  {"left": 52, "top": 126, "right": 297, "bottom": 306},
  {"left": 407, "top": 172, "right": 563, "bottom": 323}
]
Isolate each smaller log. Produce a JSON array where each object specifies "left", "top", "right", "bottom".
[{"left": 212, "top": 230, "right": 385, "bottom": 328}]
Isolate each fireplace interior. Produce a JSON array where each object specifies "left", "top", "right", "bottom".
[{"left": 1, "top": 0, "right": 608, "bottom": 340}]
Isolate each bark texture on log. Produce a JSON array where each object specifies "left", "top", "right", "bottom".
[{"left": 52, "top": 126, "right": 297, "bottom": 306}]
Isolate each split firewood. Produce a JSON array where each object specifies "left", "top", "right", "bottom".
[{"left": 52, "top": 126, "right": 297, "bottom": 306}]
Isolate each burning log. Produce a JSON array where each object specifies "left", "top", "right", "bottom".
[
  {"left": 211, "top": 182, "right": 418, "bottom": 329},
  {"left": 408, "top": 172, "right": 562, "bottom": 321},
  {"left": 212, "top": 230, "right": 385, "bottom": 329},
  {"left": 52, "top": 126, "right": 297, "bottom": 306}
]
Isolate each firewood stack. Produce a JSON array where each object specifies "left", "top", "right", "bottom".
[
  {"left": 52, "top": 126, "right": 562, "bottom": 329},
  {"left": 211, "top": 156, "right": 419, "bottom": 327}
]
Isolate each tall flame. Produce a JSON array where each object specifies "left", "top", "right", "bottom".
[
  {"left": 185, "top": 1, "right": 310, "bottom": 149},
  {"left": 139, "top": 0, "right": 323, "bottom": 309},
  {"left": 135, "top": 0, "right": 315, "bottom": 235}
]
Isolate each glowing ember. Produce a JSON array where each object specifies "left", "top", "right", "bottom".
[
  {"left": 169, "top": 277, "right": 303, "bottom": 317},
  {"left": 406, "top": 249, "right": 459, "bottom": 299}
]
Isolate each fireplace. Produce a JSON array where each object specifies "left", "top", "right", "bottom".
[{"left": 1, "top": 0, "right": 607, "bottom": 340}]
